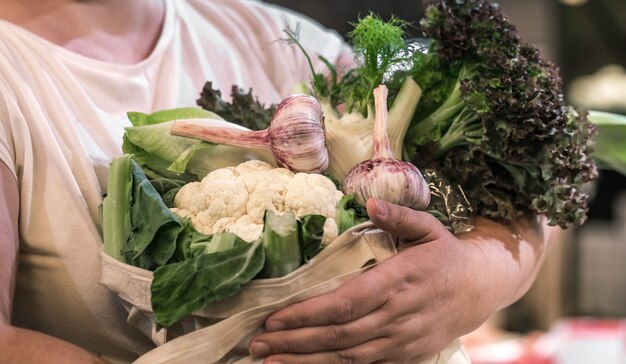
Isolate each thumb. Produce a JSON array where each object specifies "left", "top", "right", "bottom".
[{"left": 366, "top": 198, "right": 449, "bottom": 244}]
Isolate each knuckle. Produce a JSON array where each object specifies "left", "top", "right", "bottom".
[
  {"left": 335, "top": 346, "right": 376, "bottom": 364},
  {"left": 333, "top": 296, "right": 358, "bottom": 322},
  {"left": 289, "top": 302, "right": 309, "bottom": 326},
  {"left": 391, "top": 206, "right": 412, "bottom": 230},
  {"left": 336, "top": 349, "right": 359, "bottom": 364},
  {"left": 320, "top": 325, "right": 345, "bottom": 348}
]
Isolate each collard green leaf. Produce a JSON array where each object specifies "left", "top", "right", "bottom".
[
  {"left": 189, "top": 232, "right": 247, "bottom": 258},
  {"left": 298, "top": 214, "right": 326, "bottom": 262},
  {"left": 259, "top": 210, "right": 302, "bottom": 278},
  {"left": 151, "top": 239, "right": 265, "bottom": 327},
  {"left": 125, "top": 160, "right": 182, "bottom": 269},
  {"left": 102, "top": 155, "right": 134, "bottom": 262}
]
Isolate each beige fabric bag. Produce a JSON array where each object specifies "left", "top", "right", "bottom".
[{"left": 100, "top": 223, "right": 469, "bottom": 364}]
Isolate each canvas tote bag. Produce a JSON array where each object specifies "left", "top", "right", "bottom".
[{"left": 100, "top": 222, "right": 469, "bottom": 364}]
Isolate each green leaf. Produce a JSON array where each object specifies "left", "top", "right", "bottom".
[
  {"left": 259, "top": 210, "right": 302, "bottom": 278},
  {"left": 123, "top": 107, "right": 226, "bottom": 179},
  {"left": 189, "top": 232, "right": 248, "bottom": 257},
  {"left": 336, "top": 194, "right": 369, "bottom": 235},
  {"left": 167, "top": 141, "right": 216, "bottom": 174},
  {"left": 124, "top": 160, "right": 182, "bottom": 269},
  {"left": 298, "top": 214, "right": 326, "bottom": 262},
  {"left": 102, "top": 155, "right": 134, "bottom": 262},
  {"left": 589, "top": 110, "right": 626, "bottom": 176},
  {"left": 122, "top": 134, "right": 198, "bottom": 182},
  {"left": 127, "top": 108, "right": 217, "bottom": 127},
  {"left": 151, "top": 239, "right": 265, "bottom": 327}
]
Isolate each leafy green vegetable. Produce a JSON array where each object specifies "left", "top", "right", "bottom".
[
  {"left": 196, "top": 81, "right": 276, "bottom": 131},
  {"left": 259, "top": 210, "right": 302, "bottom": 278},
  {"left": 102, "top": 155, "right": 134, "bottom": 262},
  {"left": 123, "top": 108, "right": 273, "bottom": 182},
  {"left": 127, "top": 163, "right": 182, "bottom": 269},
  {"left": 289, "top": 0, "right": 600, "bottom": 227},
  {"left": 292, "top": 14, "right": 410, "bottom": 116},
  {"left": 127, "top": 108, "right": 215, "bottom": 127},
  {"left": 151, "top": 239, "right": 265, "bottom": 327},
  {"left": 189, "top": 232, "right": 248, "bottom": 258},
  {"left": 336, "top": 194, "right": 369, "bottom": 235},
  {"left": 402, "top": 0, "right": 598, "bottom": 227},
  {"left": 298, "top": 214, "right": 326, "bottom": 262},
  {"left": 102, "top": 155, "right": 182, "bottom": 270},
  {"left": 588, "top": 110, "right": 626, "bottom": 176}
]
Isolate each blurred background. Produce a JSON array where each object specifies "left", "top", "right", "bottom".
[{"left": 264, "top": 0, "right": 626, "bottom": 362}]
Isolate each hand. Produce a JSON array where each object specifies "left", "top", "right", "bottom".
[{"left": 248, "top": 198, "right": 519, "bottom": 363}]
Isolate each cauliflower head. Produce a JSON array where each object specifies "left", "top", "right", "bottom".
[{"left": 171, "top": 160, "right": 344, "bottom": 244}]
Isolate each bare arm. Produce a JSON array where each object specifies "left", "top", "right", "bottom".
[
  {"left": 249, "top": 198, "right": 560, "bottom": 363},
  {"left": 0, "top": 162, "right": 109, "bottom": 364}
]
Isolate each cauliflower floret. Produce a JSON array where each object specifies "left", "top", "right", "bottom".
[
  {"left": 245, "top": 168, "right": 294, "bottom": 223},
  {"left": 283, "top": 173, "right": 344, "bottom": 244},
  {"left": 228, "top": 215, "right": 264, "bottom": 242},
  {"left": 174, "top": 169, "right": 249, "bottom": 234},
  {"left": 173, "top": 182, "right": 205, "bottom": 213},
  {"left": 172, "top": 160, "right": 345, "bottom": 245}
]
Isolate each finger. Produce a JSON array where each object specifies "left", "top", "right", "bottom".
[
  {"left": 366, "top": 198, "right": 449, "bottom": 243},
  {"left": 263, "top": 270, "right": 389, "bottom": 331},
  {"left": 250, "top": 310, "right": 387, "bottom": 356},
  {"left": 261, "top": 337, "right": 393, "bottom": 364}
]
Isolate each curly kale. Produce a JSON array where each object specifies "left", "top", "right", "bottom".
[
  {"left": 197, "top": 81, "right": 276, "bottom": 130},
  {"left": 404, "top": 0, "right": 597, "bottom": 227}
]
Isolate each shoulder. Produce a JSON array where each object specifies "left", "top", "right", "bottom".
[{"left": 179, "top": 0, "right": 350, "bottom": 86}]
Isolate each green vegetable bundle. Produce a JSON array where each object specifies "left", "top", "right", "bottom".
[{"left": 268, "top": 0, "right": 613, "bottom": 228}]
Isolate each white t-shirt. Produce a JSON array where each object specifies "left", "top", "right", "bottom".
[{"left": 0, "top": 0, "right": 348, "bottom": 361}]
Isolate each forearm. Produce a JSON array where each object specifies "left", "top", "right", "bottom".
[
  {"left": 0, "top": 324, "right": 110, "bottom": 364},
  {"left": 459, "top": 215, "right": 561, "bottom": 311}
]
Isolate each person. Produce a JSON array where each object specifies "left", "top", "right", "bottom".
[{"left": 0, "top": 0, "right": 559, "bottom": 363}]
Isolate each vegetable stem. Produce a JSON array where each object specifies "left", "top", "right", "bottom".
[
  {"left": 171, "top": 120, "right": 271, "bottom": 152},
  {"left": 372, "top": 86, "right": 393, "bottom": 159}
]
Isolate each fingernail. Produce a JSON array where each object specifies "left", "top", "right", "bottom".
[
  {"left": 266, "top": 320, "right": 285, "bottom": 332},
  {"left": 250, "top": 341, "right": 270, "bottom": 357},
  {"left": 374, "top": 198, "right": 388, "bottom": 216}
]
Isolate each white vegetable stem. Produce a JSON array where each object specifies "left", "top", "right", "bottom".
[
  {"left": 343, "top": 85, "right": 431, "bottom": 210},
  {"left": 170, "top": 95, "right": 328, "bottom": 173}
]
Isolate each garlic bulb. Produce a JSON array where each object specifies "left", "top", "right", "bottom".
[
  {"left": 343, "top": 85, "right": 431, "bottom": 210},
  {"left": 170, "top": 94, "right": 328, "bottom": 173}
]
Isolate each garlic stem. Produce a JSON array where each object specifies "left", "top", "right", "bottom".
[
  {"left": 372, "top": 86, "right": 393, "bottom": 160},
  {"left": 170, "top": 94, "right": 328, "bottom": 174},
  {"left": 170, "top": 124, "right": 270, "bottom": 151}
]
